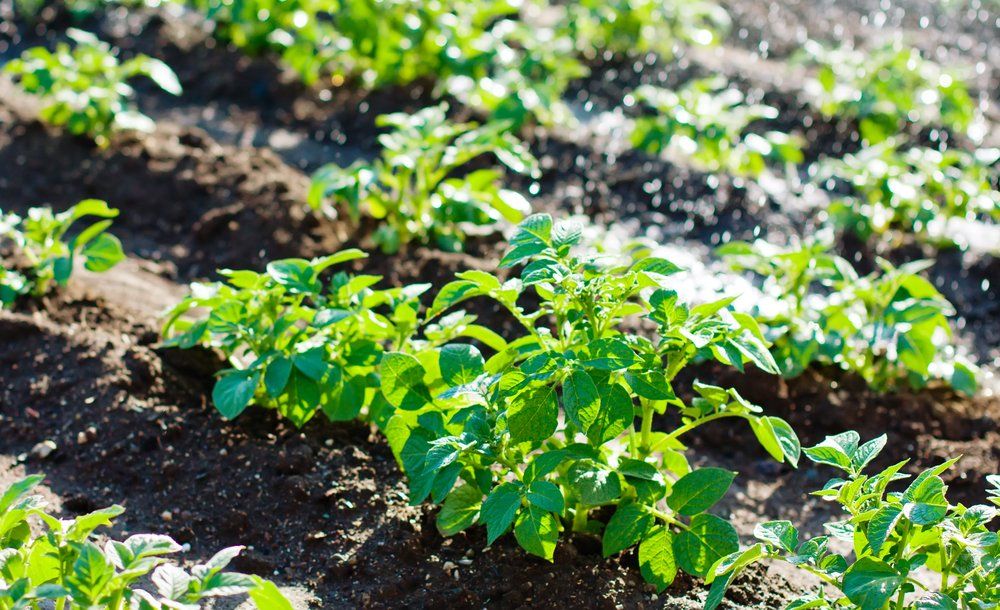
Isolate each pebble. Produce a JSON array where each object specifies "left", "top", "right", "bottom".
[
  {"left": 160, "top": 511, "right": 173, "bottom": 521},
  {"left": 30, "top": 440, "right": 57, "bottom": 460}
]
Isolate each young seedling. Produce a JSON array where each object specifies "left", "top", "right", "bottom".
[
  {"left": 4, "top": 29, "right": 181, "bottom": 146},
  {"left": 378, "top": 213, "right": 800, "bottom": 591},
  {"left": 0, "top": 199, "right": 125, "bottom": 307},
  {"left": 816, "top": 142, "right": 1000, "bottom": 246},
  {"left": 629, "top": 77, "right": 803, "bottom": 177},
  {"left": 161, "top": 250, "right": 500, "bottom": 427},
  {"left": 0, "top": 474, "right": 292, "bottom": 609},
  {"left": 800, "top": 40, "right": 980, "bottom": 144},
  {"left": 309, "top": 104, "right": 539, "bottom": 254},
  {"left": 719, "top": 238, "right": 980, "bottom": 393},
  {"left": 708, "top": 432, "right": 1000, "bottom": 610}
]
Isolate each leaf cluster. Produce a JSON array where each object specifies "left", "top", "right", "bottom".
[
  {"left": 800, "top": 40, "right": 980, "bottom": 145},
  {"left": 4, "top": 29, "right": 181, "bottom": 146},
  {"left": 0, "top": 199, "right": 125, "bottom": 307},
  {"left": 817, "top": 142, "right": 1000, "bottom": 246},
  {"left": 629, "top": 77, "right": 803, "bottom": 177},
  {"left": 709, "top": 432, "right": 1000, "bottom": 610},
  {"left": 0, "top": 474, "right": 292, "bottom": 609},
  {"left": 376, "top": 214, "right": 801, "bottom": 591},
  {"left": 720, "top": 238, "right": 978, "bottom": 393},
  {"left": 308, "top": 104, "right": 539, "bottom": 254}
]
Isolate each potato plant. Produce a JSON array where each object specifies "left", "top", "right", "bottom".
[
  {"left": 708, "top": 432, "right": 1000, "bottom": 610},
  {"left": 0, "top": 199, "right": 125, "bottom": 307},
  {"left": 800, "top": 41, "right": 980, "bottom": 144},
  {"left": 161, "top": 250, "right": 503, "bottom": 427},
  {"left": 817, "top": 143, "right": 1000, "bottom": 245},
  {"left": 309, "top": 104, "right": 539, "bottom": 254},
  {"left": 630, "top": 78, "right": 803, "bottom": 177},
  {"left": 4, "top": 29, "right": 181, "bottom": 146},
  {"left": 719, "top": 238, "right": 979, "bottom": 393},
  {"left": 0, "top": 474, "right": 292, "bottom": 609},
  {"left": 378, "top": 214, "right": 801, "bottom": 591},
  {"left": 558, "top": 0, "right": 730, "bottom": 59}
]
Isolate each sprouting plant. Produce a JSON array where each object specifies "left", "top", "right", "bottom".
[
  {"left": 161, "top": 250, "right": 497, "bottom": 427},
  {"left": 377, "top": 213, "right": 801, "bottom": 591},
  {"left": 708, "top": 432, "right": 1000, "bottom": 610},
  {"left": 629, "top": 77, "right": 803, "bottom": 177},
  {"left": 0, "top": 474, "right": 292, "bottom": 609},
  {"left": 558, "top": 0, "right": 730, "bottom": 59},
  {"left": 816, "top": 142, "right": 1000, "bottom": 246},
  {"left": 309, "top": 104, "right": 539, "bottom": 254},
  {"left": 719, "top": 238, "right": 979, "bottom": 393},
  {"left": 4, "top": 29, "right": 181, "bottom": 146},
  {"left": 0, "top": 199, "right": 125, "bottom": 307},
  {"left": 800, "top": 40, "right": 981, "bottom": 144}
]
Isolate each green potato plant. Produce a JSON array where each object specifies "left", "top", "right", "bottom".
[
  {"left": 308, "top": 104, "right": 539, "bottom": 254},
  {"left": 817, "top": 143, "right": 1000, "bottom": 246},
  {"left": 719, "top": 238, "right": 979, "bottom": 393},
  {"left": 630, "top": 77, "right": 803, "bottom": 177},
  {"left": 378, "top": 213, "right": 801, "bottom": 591},
  {"left": 0, "top": 199, "right": 125, "bottom": 307},
  {"left": 558, "top": 0, "right": 730, "bottom": 59},
  {"left": 0, "top": 474, "right": 292, "bottom": 609},
  {"left": 161, "top": 249, "right": 501, "bottom": 427},
  {"left": 708, "top": 432, "right": 1000, "bottom": 610},
  {"left": 800, "top": 40, "right": 980, "bottom": 144},
  {"left": 4, "top": 29, "right": 181, "bottom": 146}
]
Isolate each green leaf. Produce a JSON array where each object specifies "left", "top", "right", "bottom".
[
  {"left": 667, "top": 468, "right": 736, "bottom": 516},
  {"left": 803, "top": 431, "right": 860, "bottom": 472},
  {"left": 842, "top": 558, "right": 903, "bottom": 610},
  {"left": 80, "top": 233, "right": 124, "bottom": 272},
  {"left": 567, "top": 461, "right": 622, "bottom": 506},
  {"left": 673, "top": 514, "right": 739, "bottom": 577},
  {"left": 562, "top": 369, "right": 600, "bottom": 430},
  {"left": 380, "top": 352, "right": 433, "bottom": 410},
  {"left": 638, "top": 527, "right": 677, "bottom": 592},
  {"left": 437, "top": 485, "right": 483, "bottom": 536},
  {"left": 439, "top": 344, "right": 485, "bottom": 386},
  {"left": 587, "top": 382, "right": 632, "bottom": 445},
  {"left": 501, "top": 214, "right": 552, "bottom": 268},
  {"left": 507, "top": 385, "right": 558, "bottom": 445},
  {"left": 866, "top": 506, "right": 902, "bottom": 554},
  {"left": 526, "top": 481, "right": 564, "bottom": 513},
  {"left": 264, "top": 357, "right": 292, "bottom": 398},
  {"left": 602, "top": 503, "right": 653, "bottom": 557},
  {"left": 65, "top": 543, "right": 114, "bottom": 604},
  {"left": 514, "top": 505, "right": 558, "bottom": 561},
  {"left": 212, "top": 370, "right": 260, "bottom": 419},
  {"left": 753, "top": 521, "right": 798, "bottom": 552},
  {"left": 482, "top": 483, "right": 523, "bottom": 545},
  {"left": 248, "top": 578, "right": 295, "bottom": 610}
]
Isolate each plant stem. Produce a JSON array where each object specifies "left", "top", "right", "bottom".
[{"left": 572, "top": 503, "right": 589, "bottom": 533}]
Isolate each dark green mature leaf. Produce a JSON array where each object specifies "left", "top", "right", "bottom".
[
  {"left": 514, "top": 505, "right": 559, "bottom": 561},
  {"left": 562, "top": 369, "right": 600, "bottom": 430},
  {"left": 568, "top": 461, "right": 622, "bottom": 506},
  {"left": 507, "top": 385, "right": 558, "bottom": 444},
  {"left": 673, "top": 514, "right": 739, "bottom": 577},
  {"left": 842, "top": 558, "right": 903, "bottom": 610},
  {"left": 380, "top": 352, "right": 433, "bottom": 410},
  {"left": 440, "top": 344, "right": 485, "bottom": 386},
  {"left": 213, "top": 370, "right": 260, "bottom": 419},
  {"left": 482, "top": 483, "right": 523, "bottom": 544},
  {"left": 866, "top": 506, "right": 902, "bottom": 554},
  {"left": 667, "top": 468, "right": 736, "bottom": 516},
  {"left": 587, "top": 382, "right": 632, "bottom": 445},
  {"left": 639, "top": 527, "right": 677, "bottom": 592},
  {"left": 526, "top": 481, "right": 564, "bottom": 513},
  {"left": 602, "top": 504, "right": 653, "bottom": 557}
]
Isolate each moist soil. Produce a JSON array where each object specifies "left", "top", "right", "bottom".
[{"left": 1, "top": 1, "right": 998, "bottom": 608}]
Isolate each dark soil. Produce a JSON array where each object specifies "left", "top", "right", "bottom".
[{"left": 0, "top": 0, "right": 997, "bottom": 608}]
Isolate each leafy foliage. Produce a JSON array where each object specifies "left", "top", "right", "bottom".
[
  {"left": 629, "top": 77, "right": 803, "bottom": 177},
  {"left": 379, "top": 213, "right": 800, "bottom": 591},
  {"left": 4, "top": 29, "right": 181, "bottom": 146},
  {"left": 800, "top": 40, "right": 981, "bottom": 144},
  {"left": 719, "top": 238, "right": 979, "bottom": 393},
  {"left": 0, "top": 474, "right": 292, "bottom": 609},
  {"left": 161, "top": 250, "right": 494, "bottom": 427},
  {"left": 0, "top": 200, "right": 125, "bottom": 307},
  {"left": 817, "top": 142, "right": 1000, "bottom": 245},
  {"left": 309, "top": 104, "right": 539, "bottom": 254},
  {"left": 558, "top": 0, "right": 730, "bottom": 58},
  {"left": 708, "top": 432, "right": 1000, "bottom": 610}
]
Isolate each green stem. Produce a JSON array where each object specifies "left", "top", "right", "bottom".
[
  {"left": 572, "top": 503, "right": 589, "bottom": 532},
  {"left": 639, "top": 401, "right": 654, "bottom": 453},
  {"left": 665, "top": 412, "right": 745, "bottom": 441}
]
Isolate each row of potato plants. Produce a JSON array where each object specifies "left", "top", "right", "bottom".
[
  {"left": 6, "top": 8, "right": 997, "bottom": 254},
  {"left": 158, "top": 214, "right": 993, "bottom": 604}
]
